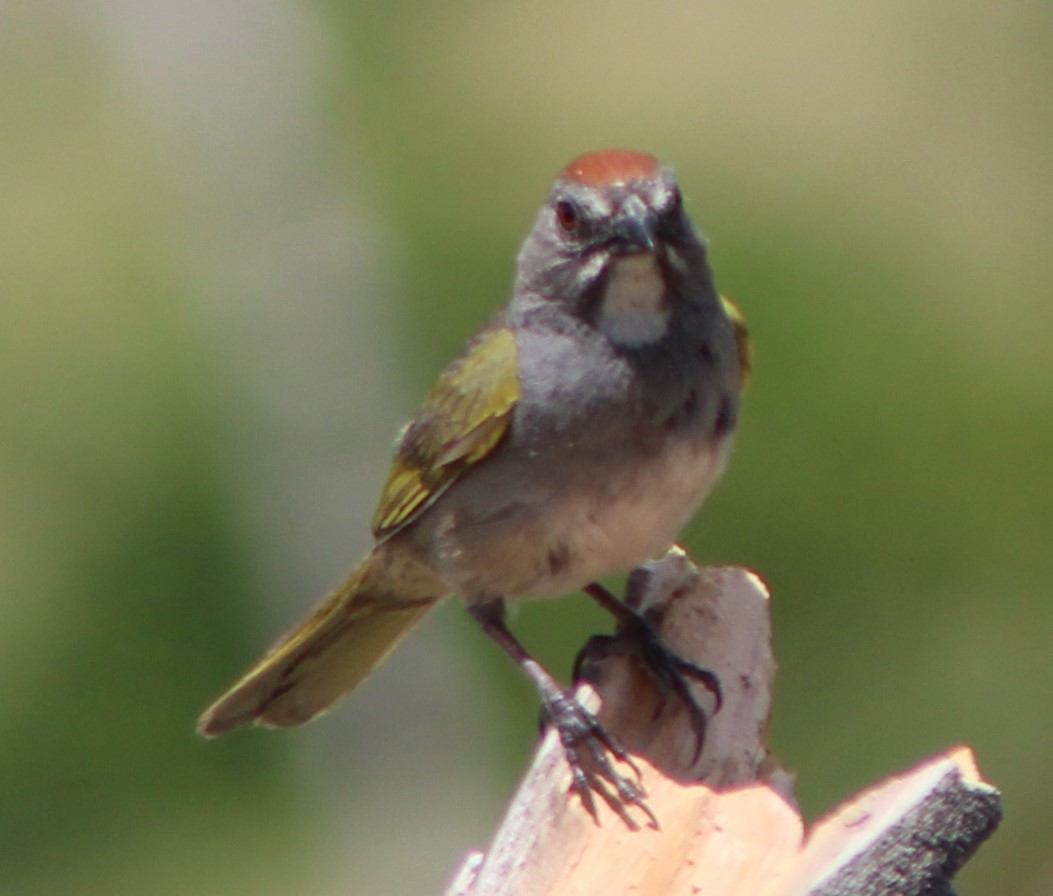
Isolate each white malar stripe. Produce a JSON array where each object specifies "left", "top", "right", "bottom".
[{"left": 598, "top": 254, "right": 669, "bottom": 346}]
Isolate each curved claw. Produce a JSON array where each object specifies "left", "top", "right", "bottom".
[
  {"left": 467, "top": 596, "right": 659, "bottom": 828},
  {"left": 544, "top": 687, "right": 658, "bottom": 830},
  {"left": 638, "top": 644, "right": 721, "bottom": 765},
  {"left": 578, "top": 584, "right": 723, "bottom": 766}
]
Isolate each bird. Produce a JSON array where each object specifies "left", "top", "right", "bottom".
[{"left": 198, "top": 149, "right": 750, "bottom": 823}]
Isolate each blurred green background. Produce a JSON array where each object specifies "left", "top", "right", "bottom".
[{"left": 2, "top": 2, "right": 1050, "bottom": 893}]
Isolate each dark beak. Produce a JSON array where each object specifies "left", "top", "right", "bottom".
[{"left": 611, "top": 195, "right": 656, "bottom": 253}]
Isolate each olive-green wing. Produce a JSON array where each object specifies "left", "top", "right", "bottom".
[
  {"left": 371, "top": 326, "right": 519, "bottom": 539},
  {"left": 719, "top": 294, "right": 753, "bottom": 387}
]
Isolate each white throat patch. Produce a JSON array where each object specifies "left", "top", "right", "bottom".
[{"left": 597, "top": 254, "right": 669, "bottom": 346}]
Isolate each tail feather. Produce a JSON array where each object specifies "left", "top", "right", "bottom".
[{"left": 198, "top": 548, "right": 447, "bottom": 737}]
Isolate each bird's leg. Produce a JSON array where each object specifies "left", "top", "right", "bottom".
[
  {"left": 578, "top": 582, "right": 722, "bottom": 765},
  {"left": 467, "top": 597, "right": 657, "bottom": 830}
]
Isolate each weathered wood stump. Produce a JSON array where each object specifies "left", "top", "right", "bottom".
[{"left": 445, "top": 547, "right": 1001, "bottom": 896}]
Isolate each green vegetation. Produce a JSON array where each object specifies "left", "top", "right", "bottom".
[{"left": 2, "top": 3, "right": 1049, "bottom": 894}]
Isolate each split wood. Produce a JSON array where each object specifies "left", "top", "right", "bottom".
[{"left": 445, "top": 547, "right": 1001, "bottom": 896}]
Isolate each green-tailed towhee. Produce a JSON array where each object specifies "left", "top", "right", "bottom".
[{"left": 199, "top": 149, "right": 750, "bottom": 820}]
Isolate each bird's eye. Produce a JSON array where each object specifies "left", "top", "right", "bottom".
[{"left": 555, "top": 200, "right": 580, "bottom": 233}]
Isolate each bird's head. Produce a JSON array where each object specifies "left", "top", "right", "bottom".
[{"left": 516, "top": 150, "right": 712, "bottom": 347}]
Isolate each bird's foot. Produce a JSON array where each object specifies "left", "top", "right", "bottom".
[
  {"left": 541, "top": 685, "right": 658, "bottom": 830},
  {"left": 578, "top": 584, "right": 722, "bottom": 766}
]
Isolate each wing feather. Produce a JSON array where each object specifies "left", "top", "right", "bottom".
[
  {"left": 719, "top": 294, "right": 753, "bottom": 387},
  {"left": 371, "top": 327, "right": 519, "bottom": 538}
]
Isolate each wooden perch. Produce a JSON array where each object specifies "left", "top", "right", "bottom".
[{"left": 444, "top": 547, "right": 1001, "bottom": 896}]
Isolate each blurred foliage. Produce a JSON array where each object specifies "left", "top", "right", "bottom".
[{"left": 2, "top": 2, "right": 1051, "bottom": 895}]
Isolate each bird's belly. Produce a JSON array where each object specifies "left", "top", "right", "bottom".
[
  {"left": 425, "top": 431, "right": 734, "bottom": 601},
  {"left": 531, "top": 431, "right": 733, "bottom": 596}
]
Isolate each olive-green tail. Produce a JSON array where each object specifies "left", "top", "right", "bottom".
[{"left": 198, "top": 548, "right": 447, "bottom": 737}]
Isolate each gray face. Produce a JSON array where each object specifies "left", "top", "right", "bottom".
[{"left": 513, "top": 165, "right": 713, "bottom": 347}]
